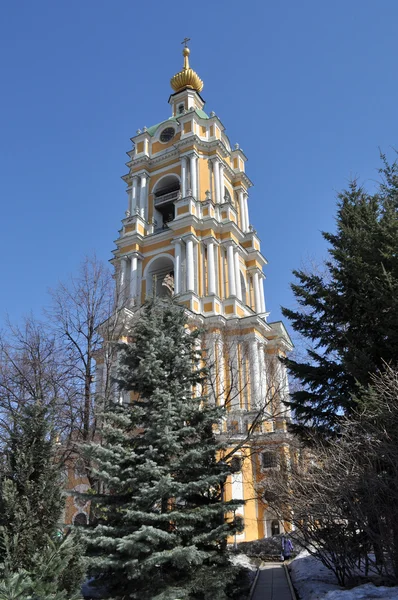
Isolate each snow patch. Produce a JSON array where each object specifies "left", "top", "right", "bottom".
[
  {"left": 289, "top": 552, "right": 398, "bottom": 600},
  {"left": 323, "top": 584, "right": 398, "bottom": 599},
  {"left": 229, "top": 553, "right": 257, "bottom": 571}
]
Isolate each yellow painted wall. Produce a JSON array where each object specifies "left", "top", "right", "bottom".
[
  {"left": 140, "top": 278, "right": 146, "bottom": 304},
  {"left": 131, "top": 157, "right": 181, "bottom": 175},
  {"left": 151, "top": 133, "right": 181, "bottom": 155},
  {"left": 141, "top": 248, "right": 174, "bottom": 271},
  {"left": 149, "top": 166, "right": 181, "bottom": 194},
  {"left": 120, "top": 242, "right": 141, "bottom": 254},
  {"left": 198, "top": 157, "right": 210, "bottom": 201},
  {"left": 224, "top": 450, "right": 261, "bottom": 542},
  {"left": 177, "top": 205, "right": 189, "bottom": 215},
  {"left": 224, "top": 177, "right": 234, "bottom": 201}
]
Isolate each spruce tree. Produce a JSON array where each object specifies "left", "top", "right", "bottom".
[
  {"left": 84, "top": 298, "right": 242, "bottom": 600},
  {"left": 0, "top": 402, "right": 84, "bottom": 597},
  {"left": 0, "top": 402, "right": 64, "bottom": 570},
  {"left": 0, "top": 533, "right": 83, "bottom": 600},
  {"left": 282, "top": 155, "right": 398, "bottom": 436}
]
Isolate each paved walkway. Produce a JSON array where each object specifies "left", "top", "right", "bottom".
[{"left": 251, "top": 563, "right": 294, "bottom": 600}]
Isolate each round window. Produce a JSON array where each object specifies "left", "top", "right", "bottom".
[{"left": 160, "top": 127, "right": 175, "bottom": 143}]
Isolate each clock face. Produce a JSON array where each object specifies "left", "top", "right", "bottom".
[{"left": 160, "top": 127, "right": 175, "bottom": 143}]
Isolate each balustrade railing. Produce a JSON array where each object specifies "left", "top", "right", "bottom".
[{"left": 154, "top": 190, "right": 180, "bottom": 206}]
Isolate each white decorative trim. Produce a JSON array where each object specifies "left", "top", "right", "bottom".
[
  {"left": 142, "top": 252, "right": 175, "bottom": 279},
  {"left": 151, "top": 172, "right": 181, "bottom": 195}
]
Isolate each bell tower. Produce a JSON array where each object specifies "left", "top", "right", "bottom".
[{"left": 111, "top": 43, "right": 293, "bottom": 542}]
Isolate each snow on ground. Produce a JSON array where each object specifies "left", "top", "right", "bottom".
[
  {"left": 289, "top": 551, "right": 341, "bottom": 600},
  {"left": 229, "top": 552, "right": 257, "bottom": 593},
  {"left": 289, "top": 551, "right": 398, "bottom": 600},
  {"left": 323, "top": 584, "right": 398, "bottom": 599},
  {"left": 229, "top": 552, "right": 257, "bottom": 570}
]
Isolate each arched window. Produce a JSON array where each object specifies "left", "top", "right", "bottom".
[
  {"left": 223, "top": 187, "right": 232, "bottom": 204},
  {"left": 74, "top": 458, "right": 86, "bottom": 479},
  {"left": 271, "top": 520, "right": 280, "bottom": 536},
  {"left": 263, "top": 490, "right": 278, "bottom": 504},
  {"left": 153, "top": 175, "right": 180, "bottom": 230},
  {"left": 145, "top": 255, "right": 175, "bottom": 298},
  {"left": 230, "top": 456, "right": 243, "bottom": 473},
  {"left": 73, "top": 512, "right": 88, "bottom": 526},
  {"left": 261, "top": 451, "right": 278, "bottom": 469},
  {"left": 240, "top": 272, "right": 247, "bottom": 305}
]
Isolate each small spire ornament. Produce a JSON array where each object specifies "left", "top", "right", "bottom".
[{"left": 170, "top": 39, "right": 204, "bottom": 93}]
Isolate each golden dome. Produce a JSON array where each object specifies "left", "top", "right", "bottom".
[{"left": 170, "top": 46, "right": 204, "bottom": 94}]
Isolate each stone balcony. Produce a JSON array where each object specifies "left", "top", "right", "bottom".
[{"left": 154, "top": 189, "right": 180, "bottom": 207}]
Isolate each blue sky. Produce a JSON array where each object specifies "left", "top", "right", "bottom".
[{"left": 0, "top": 0, "right": 397, "bottom": 330}]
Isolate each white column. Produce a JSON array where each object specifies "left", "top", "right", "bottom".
[
  {"left": 127, "top": 187, "right": 132, "bottom": 215},
  {"left": 208, "top": 159, "right": 213, "bottom": 200},
  {"left": 139, "top": 174, "right": 148, "bottom": 220},
  {"left": 207, "top": 241, "right": 216, "bottom": 295},
  {"left": 181, "top": 157, "right": 187, "bottom": 198},
  {"left": 229, "top": 340, "right": 241, "bottom": 410},
  {"left": 129, "top": 254, "right": 138, "bottom": 302},
  {"left": 258, "top": 343, "right": 266, "bottom": 406},
  {"left": 130, "top": 176, "right": 139, "bottom": 214},
  {"left": 227, "top": 244, "right": 236, "bottom": 297},
  {"left": 193, "top": 337, "right": 202, "bottom": 398},
  {"left": 243, "top": 193, "right": 249, "bottom": 231},
  {"left": 238, "top": 190, "right": 247, "bottom": 232},
  {"left": 193, "top": 240, "right": 199, "bottom": 294},
  {"left": 219, "top": 162, "right": 225, "bottom": 203},
  {"left": 174, "top": 240, "right": 182, "bottom": 295},
  {"left": 250, "top": 339, "right": 260, "bottom": 408},
  {"left": 208, "top": 335, "right": 216, "bottom": 405},
  {"left": 213, "top": 159, "right": 220, "bottom": 204},
  {"left": 234, "top": 250, "right": 242, "bottom": 301},
  {"left": 259, "top": 276, "right": 266, "bottom": 313},
  {"left": 253, "top": 271, "right": 262, "bottom": 313},
  {"left": 219, "top": 246, "right": 225, "bottom": 299},
  {"left": 118, "top": 256, "right": 128, "bottom": 307},
  {"left": 190, "top": 154, "right": 197, "bottom": 199},
  {"left": 216, "top": 340, "right": 225, "bottom": 406},
  {"left": 242, "top": 353, "right": 249, "bottom": 410},
  {"left": 186, "top": 237, "right": 195, "bottom": 292}
]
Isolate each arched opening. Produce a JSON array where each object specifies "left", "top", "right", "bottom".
[
  {"left": 73, "top": 512, "right": 88, "bottom": 526},
  {"left": 271, "top": 519, "right": 280, "bottom": 536},
  {"left": 240, "top": 272, "right": 247, "bottom": 305},
  {"left": 145, "top": 255, "right": 175, "bottom": 298},
  {"left": 74, "top": 458, "right": 86, "bottom": 479},
  {"left": 234, "top": 192, "right": 241, "bottom": 224},
  {"left": 153, "top": 175, "right": 180, "bottom": 231},
  {"left": 223, "top": 187, "right": 232, "bottom": 204}
]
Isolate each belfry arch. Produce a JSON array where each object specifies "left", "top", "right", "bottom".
[
  {"left": 152, "top": 174, "right": 180, "bottom": 230},
  {"left": 144, "top": 254, "right": 175, "bottom": 298}
]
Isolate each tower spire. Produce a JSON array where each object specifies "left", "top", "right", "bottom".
[{"left": 170, "top": 40, "right": 204, "bottom": 94}]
